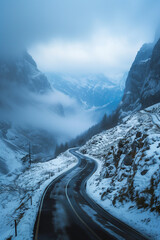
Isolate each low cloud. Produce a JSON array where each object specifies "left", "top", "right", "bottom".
[
  {"left": 1, "top": 0, "right": 160, "bottom": 60},
  {"left": 0, "top": 0, "right": 160, "bottom": 144},
  {"left": 0, "top": 79, "right": 94, "bottom": 142},
  {"left": 30, "top": 29, "right": 144, "bottom": 78}
]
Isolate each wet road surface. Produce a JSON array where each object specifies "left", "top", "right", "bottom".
[{"left": 34, "top": 149, "right": 148, "bottom": 240}]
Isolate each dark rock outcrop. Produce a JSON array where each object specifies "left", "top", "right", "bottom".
[
  {"left": 0, "top": 51, "right": 52, "bottom": 94},
  {"left": 119, "top": 38, "right": 160, "bottom": 118}
]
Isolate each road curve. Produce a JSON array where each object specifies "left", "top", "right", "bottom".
[{"left": 34, "top": 148, "right": 148, "bottom": 240}]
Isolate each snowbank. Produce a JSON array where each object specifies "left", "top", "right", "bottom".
[{"left": 0, "top": 150, "right": 77, "bottom": 240}]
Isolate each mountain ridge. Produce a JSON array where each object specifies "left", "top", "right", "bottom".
[
  {"left": 119, "top": 38, "right": 160, "bottom": 118},
  {"left": 47, "top": 72, "right": 125, "bottom": 120}
]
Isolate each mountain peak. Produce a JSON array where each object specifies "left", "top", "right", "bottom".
[{"left": 119, "top": 37, "right": 160, "bottom": 119}]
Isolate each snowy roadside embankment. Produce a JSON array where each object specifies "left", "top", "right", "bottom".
[
  {"left": 0, "top": 150, "right": 77, "bottom": 240},
  {"left": 80, "top": 103, "right": 160, "bottom": 240}
]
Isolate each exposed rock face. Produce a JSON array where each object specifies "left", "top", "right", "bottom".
[
  {"left": 142, "top": 39, "right": 160, "bottom": 107},
  {"left": 0, "top": 51, "right": 57, "bottom": 167},
  {"left": 0, "top": 51, "right": 51, "bottom": 94},
  {"left": 80, "top": 103, "right": 160, "bottom": 216},
  {"left": 119, "top": 38, "right": 160, "bottom": 118}
]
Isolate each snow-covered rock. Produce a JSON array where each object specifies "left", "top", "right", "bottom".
[
  {"left": 80, "top": 103, "right": 160, "bottom": 239},
  {"left": 47, "top": 73, "right": 125, "bottom": 120}
]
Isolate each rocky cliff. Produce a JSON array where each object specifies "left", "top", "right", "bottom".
[{"left": 119, "top": 38, "right": 160, "bottom": 118}]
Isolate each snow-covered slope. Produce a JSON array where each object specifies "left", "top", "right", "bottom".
[
  {"left": 0, "top": 151, "right": 77, "bottom": 240},
  {"left": 0, "top": 52, "right": 57, "bottom": 175},
  {"left": 0, "top": 135, "right": 24, "bottom": 175},
  {"left": 80, "top": 103, "right": 160, "bottom": 239},
  {"left": 119, "top": 37, "right": 160, "bottom": 118},
  {"left": 47, "top": 73, "right": 125, "bottom": 119},
  {"left": 0, "top": 51, "right": 84, "bottom": 175}
]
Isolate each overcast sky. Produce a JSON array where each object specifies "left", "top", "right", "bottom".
[{"left": 1, "top": 0, "right": 160, "bottom": 79}]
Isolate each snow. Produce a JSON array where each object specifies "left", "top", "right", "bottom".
[
  {"left": 81, "top": 155, "right": 160, "bottom": 240},
  {"left": 0, "top": 150, "right": 77, "bottom": 240},
  {"left": 0, "top": 138, "right": 23, "bottom": 175},
  {"left": 140, "top": 58, "right": 151, "bottom": 64},
  {"left": 80, "top": 103, "right": 160, "bottom": 240},
  {"left": 1, "top": 99, "right": 160, "bottom": 240},
  {"left": 47, "top": 72, "right": 124, "bottom": 117}
]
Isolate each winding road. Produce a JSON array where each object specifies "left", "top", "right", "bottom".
[{"left": 34, "top": 149, "right": 148, "bottom": 240}]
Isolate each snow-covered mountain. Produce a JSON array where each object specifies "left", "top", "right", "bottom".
[
  {"left": 47, "top": 73, "right": 125, "bottom": 119},
  {"left": 69, "top": 36, "right": 160, "bottom": 239},
  {"left": 119, "top": 37, "right": 160, "bottom": 118},
  {"left": 0, "top": 51, "right": 52, "bottom": 94},
  {"left": 80, "top": 103, "right": 160, "bottom": 239},
  {"left": 0, "top": 51, "right": 58, "bottom": 175},
  {"left": 0, "top": 150, "right": 77, "bottom": 240},
  {"left": 0, "top": 51, "right": 85, "bottom": 175}
]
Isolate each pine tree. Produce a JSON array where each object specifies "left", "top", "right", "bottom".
[
  {"left": 64, "top": 142, "right": 68, "bottom": 151},
  {"left": 100, "top": 114, "right": 107, "bottom": 130},
  {"left": 54, "top": 144, "right": 60, "bottom": 157}
]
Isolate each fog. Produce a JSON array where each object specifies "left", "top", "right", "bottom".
[
  {"left": 1, "top": 0, "right": 160, "bottom": 77},
  {"left": 0, "top": 77, "right": 94, "bottom": 142},
  {"left": 0, "top": 0, "right": 160, "bottom": 146}
]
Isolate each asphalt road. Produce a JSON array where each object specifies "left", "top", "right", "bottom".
[{"left": 34, "top": 149, "right": 148, "bottom": 240}]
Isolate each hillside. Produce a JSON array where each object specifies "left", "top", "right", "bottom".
[
  {"left": 0, "top": 51, "right": 58, "bottom": 162},
  {"left": 80, "top": 103, "right": 160, "bottom": 239},
  {"left": 47, "top": 73, "right": 125, "bottom": 120},
  {"left": 0, "top": 51, "right": 71, "bottom": 176},
  {"left": 0, "top": 151, "right": 77, "bottom": 240}
]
